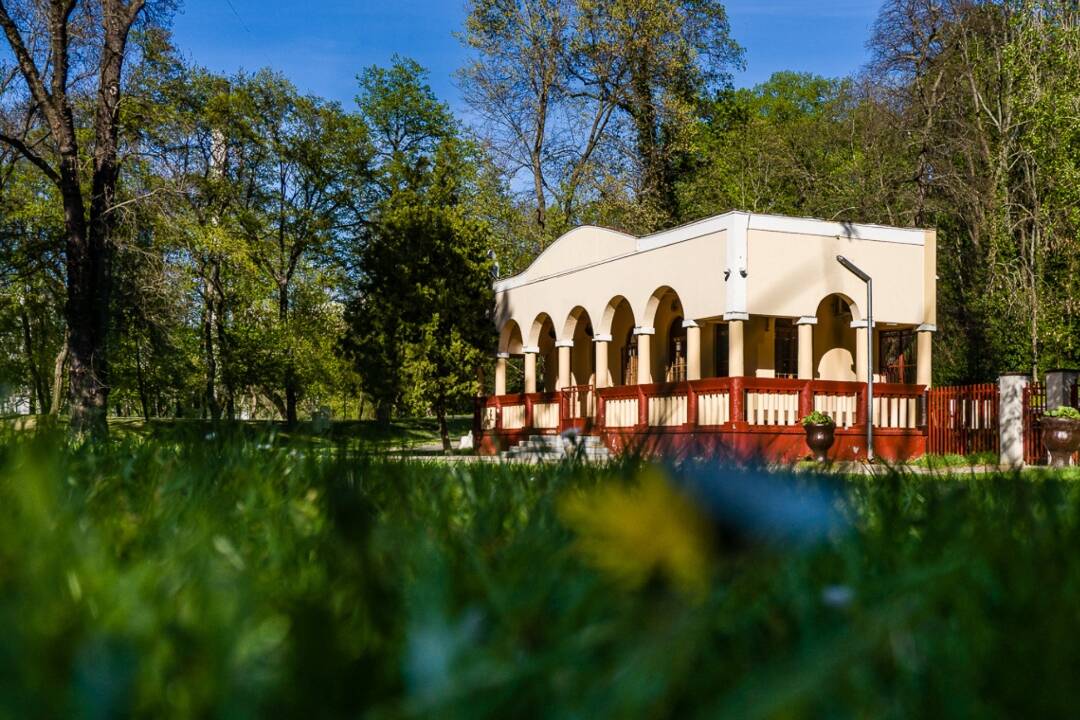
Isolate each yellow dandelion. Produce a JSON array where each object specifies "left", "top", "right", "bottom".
[{"left": 558, "top": 467, "right": 713, "bottom": 597}]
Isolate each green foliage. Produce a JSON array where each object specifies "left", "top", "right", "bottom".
[
  {"left": 7, "top": 432, "right": 1080, "bottom": 716},
  {"left": 345, "top": 58, "right": 496, "bottom": 442},
  {"left": 800, "top": 410, "right": 835, "bottom": 426},
  {"left": 1045, "top": 406, "right": 1080, "bottom": 420}
]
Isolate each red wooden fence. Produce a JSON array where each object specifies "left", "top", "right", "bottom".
[
  {"left": 1023, "top": 383, "right": 1047, "bottom": 465},
  {"left": 927, "top": 383, "right": 998, "bottom": 456}
]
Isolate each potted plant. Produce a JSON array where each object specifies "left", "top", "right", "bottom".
[
  {"left": 801, "top": 410, "right": 836, "bottom": 463},
  {"left": 1042, "top": 406, "right": 1080, "bottom": 467}
]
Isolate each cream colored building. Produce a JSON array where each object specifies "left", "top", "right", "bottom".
[{"left": 492, "top": 211, "right": 936, "bottom": 396}]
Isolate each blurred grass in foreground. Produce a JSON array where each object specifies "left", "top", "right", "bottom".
[{"left": 2, "top": 427, "right": 1080, "bottom": 718}]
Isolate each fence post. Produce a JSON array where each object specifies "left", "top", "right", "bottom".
[
  {"left": 999, "top": 374, "right": 1030, "bottom": 469},
  {"left": 1046, "top": 370, "right": 1079, "bottom": 411}
]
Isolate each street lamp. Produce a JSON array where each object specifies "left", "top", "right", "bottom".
[{"left": 837, "top": 255, "right": 874, "bottom": 462}]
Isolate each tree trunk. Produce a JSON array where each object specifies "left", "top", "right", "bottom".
[
  {"left": 134, "top": 335, "right": 150, "bottom": 420},
  {"left": 280, "top": 282, "right": 298, "bottom": 425},
  {"left": 65, "top": 194, "right": 111, "bottom": 437},
  {"left": 19, "top": 307, "right": 48, "bottom": 413},
  {"left": 50, "top": 335, "right": 68, "bottom": 416},
  {"left": 436, "top": 401, "right": 452, "bottom": 455}
]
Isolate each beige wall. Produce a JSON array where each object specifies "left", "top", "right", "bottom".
[{"left": 495, "top": 213, "right": 935, "bottom": 381}]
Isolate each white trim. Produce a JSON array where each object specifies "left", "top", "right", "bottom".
[
  {"left": 723, "top": 312, "right": 749, "bottom": 322},
  {"left": 633, "top": 326, "right": 655, "bottom": 336},
  {"left": 725, "top": 212, "right": 750, "bottom": 317},
  {"left": 850, "top": 320, "right": 877, "bottom": 329},
  {"left": 592, "top": 334, "right": 613, "bottom": 343},
  {"left": 496, "top": 352, "right": 510, "bottom": 359},
  {"left": 681, "top": 319, "right": 700, "bottom": 329},
  {"left": 796, "top": 316, "right": 818, "bottom": 326},
  {"left": 554, "top": 340, "right": 574, "bottom": 348},
  {"left": 635, "top": 215, "right": 730, "bottom": 252},
  {"left": 916, "top": 323, "right": 937, "bottom": 333},
  {"left": 748, "top": 213, "right": 926, "bottom": 246},
  {"left": 522, "top": 345, "right": 540, "bottom": 354}
]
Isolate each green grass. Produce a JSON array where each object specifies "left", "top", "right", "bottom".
[
  {"left": 911, "top": 451, "right": 1000, "bottom": 468},
  {"left": 3, "top": 414, "right": 475, "bottom": 451},
  {"left": 3, "top": 428, "right": 1080, "bottom": 717}
]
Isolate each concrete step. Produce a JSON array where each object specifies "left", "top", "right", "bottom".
[{"left": 501, "top": 433, "right": 612, "bottom": 463}]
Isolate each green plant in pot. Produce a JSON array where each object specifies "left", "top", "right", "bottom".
[
  {"left": 1042, "top": 406, "right": 1080, "bottom": 467},
  {"left": 801, "top": 410, "right": 836, "bottom": 463}
]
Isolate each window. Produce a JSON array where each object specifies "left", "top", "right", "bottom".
[
  {"left": 714, "top": 324, "right": 729, "bottom": 377},
  {"left": 621, "top": 327, "right": 637, "bottom": 385},
  {"left": 666, "top": 318, "right": 687, "bottom": 382},
  {"left": 774, "top": 318, "right": 798, "bottom": 378},
  {"left": 879, "top": 329, "right": 917, "bottom": 384}
]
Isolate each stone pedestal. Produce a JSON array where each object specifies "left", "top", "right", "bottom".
[
  {"left": 999, "top": 373, "right": 1030, "bottom": 469},
  {"left": 1046, "top": 369, "right": 1079, "bottom": 410}
]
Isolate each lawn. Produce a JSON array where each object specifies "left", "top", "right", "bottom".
[{"left": 2, "top": 427, "right": 1079, "bottom": 717}]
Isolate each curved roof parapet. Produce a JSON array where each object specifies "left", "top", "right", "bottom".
[
  {"left": 494, "top": 225, "right": 637, "bottom": 291},
  {"left": 494, "top": 211, "right": 929, "bottom": 292}
]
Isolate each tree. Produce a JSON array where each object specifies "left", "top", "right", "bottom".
[
  {"left": 345, "top": 59, "right": 496, "bottom": 444},
  {"left": 0, "top": 0, "right": 154, "bottom": 435}
]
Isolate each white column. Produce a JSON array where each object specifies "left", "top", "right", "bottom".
[
  {"left": 634, "top": 326, "right": 654, "bottom": 385},
  {"left": 523, "top": 346, "right": 539, "bottom": 394},
  {"left": 797, "top": 316, "right": 817, "bottom": 380},
  {"left": 495, "top": 353, "right": 508, "bottom": 396},
  {"left": 683, "top": 320, "right": 701, "bottom": 381},
  {"left": 853, "top": 322, "right": 870, "bottom": 383},
  {"left": 593, "top": 334, "right": 612, "bottom": 389},
  {"left": 555, "top": 340, "right": 573, "bottom": 390},
  {"left": 725, "top": 312, "right": 747, "bottom": 377},
  {"left": 916, "top": 323, "right": 935, "bottom": 387}
]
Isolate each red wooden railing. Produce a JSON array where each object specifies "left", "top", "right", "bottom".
[
  {"left": 476, "top": 377, "right": 927, "bottom": 440},
  {"left": 927, "top": 383, "right": 998, "bottom": 457}
]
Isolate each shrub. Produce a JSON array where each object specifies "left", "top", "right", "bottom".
[
  {"left": 1045, "top": 405, "right": 1080, "bottom": 420},
  {"left": 801, "top": 410, "right": 835, "bottom": 426}
]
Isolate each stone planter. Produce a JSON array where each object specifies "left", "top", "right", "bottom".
[
  {"left": 1041, "top": 417, "right": 1080, "bottom": 468},
  {"left": 804, "top": 423, "right": 836, "bottom": 463}
]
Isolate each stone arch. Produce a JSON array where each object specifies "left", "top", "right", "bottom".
[
  {"left": 562, "top": 306, "right": 595, "bottom": 386},
  {"left": 599, "top": 296, "right": 636, "bottom": 386},
  {"left": 813, "top": 294, "right": 858, "bottom": 381},
  {"left": 528, "top": 312, "right": 558, "bottom": 391},
  {"left": 498, "top": 318, "right": 524, "bottom": 355},
  {"left": 642, "top": 285, "right": 681, "bottom": 329},
  {"left": 643, "top": 286, "right": 685, "bottom": 383}
]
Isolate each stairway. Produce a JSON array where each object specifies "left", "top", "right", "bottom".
[{"left": 501, "top": 433, "right": 611, "bottom": 463}]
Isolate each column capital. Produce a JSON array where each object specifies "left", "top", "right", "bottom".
[
  {"left": 554, "top": 340, "right": 574, "bottom": 348},
  {"left": 916, "top": 323, "right": 937, "bottom": 333},
  {"left": 682, "top": 319, "right": 701, "bottom": 329},
  {"left": 592, "top": 334, "right": 613, "bottom": 343},
  {"left": 496, "top": 352, "right": 510, "bottom": 359},
  {"left": 723, "top": 311, "right": 749, "bottom": 322},
  {"left": 796, "top": 316, "right": 818, "bottom": 326},
  {"left": 633, "top": 326, "right": 655, "bottom": 336},
  {"left": 522, "top": 345, "right": 540, "bottom": 354},
  {"left": 850, "top": 320, "right": 877, "bottom": 329}
]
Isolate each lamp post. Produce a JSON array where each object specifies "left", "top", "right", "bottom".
[{"left": 837, "top": 255, "right": 874, "bottom": 462}]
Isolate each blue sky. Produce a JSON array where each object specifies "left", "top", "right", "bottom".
[{"left": 170, "top": 1, "right": 881, "bottom": 110}]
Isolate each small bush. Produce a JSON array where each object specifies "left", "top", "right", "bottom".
[
  {"left": 801, "top": 410, "right": 835, "bottom": 426},
  {"left": 1045, "top": 405, "right": 1080, "bottom": 420}
]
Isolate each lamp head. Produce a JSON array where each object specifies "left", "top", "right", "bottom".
[{"left": 836, "top": 255, "right": 871, "bottom": 283}]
